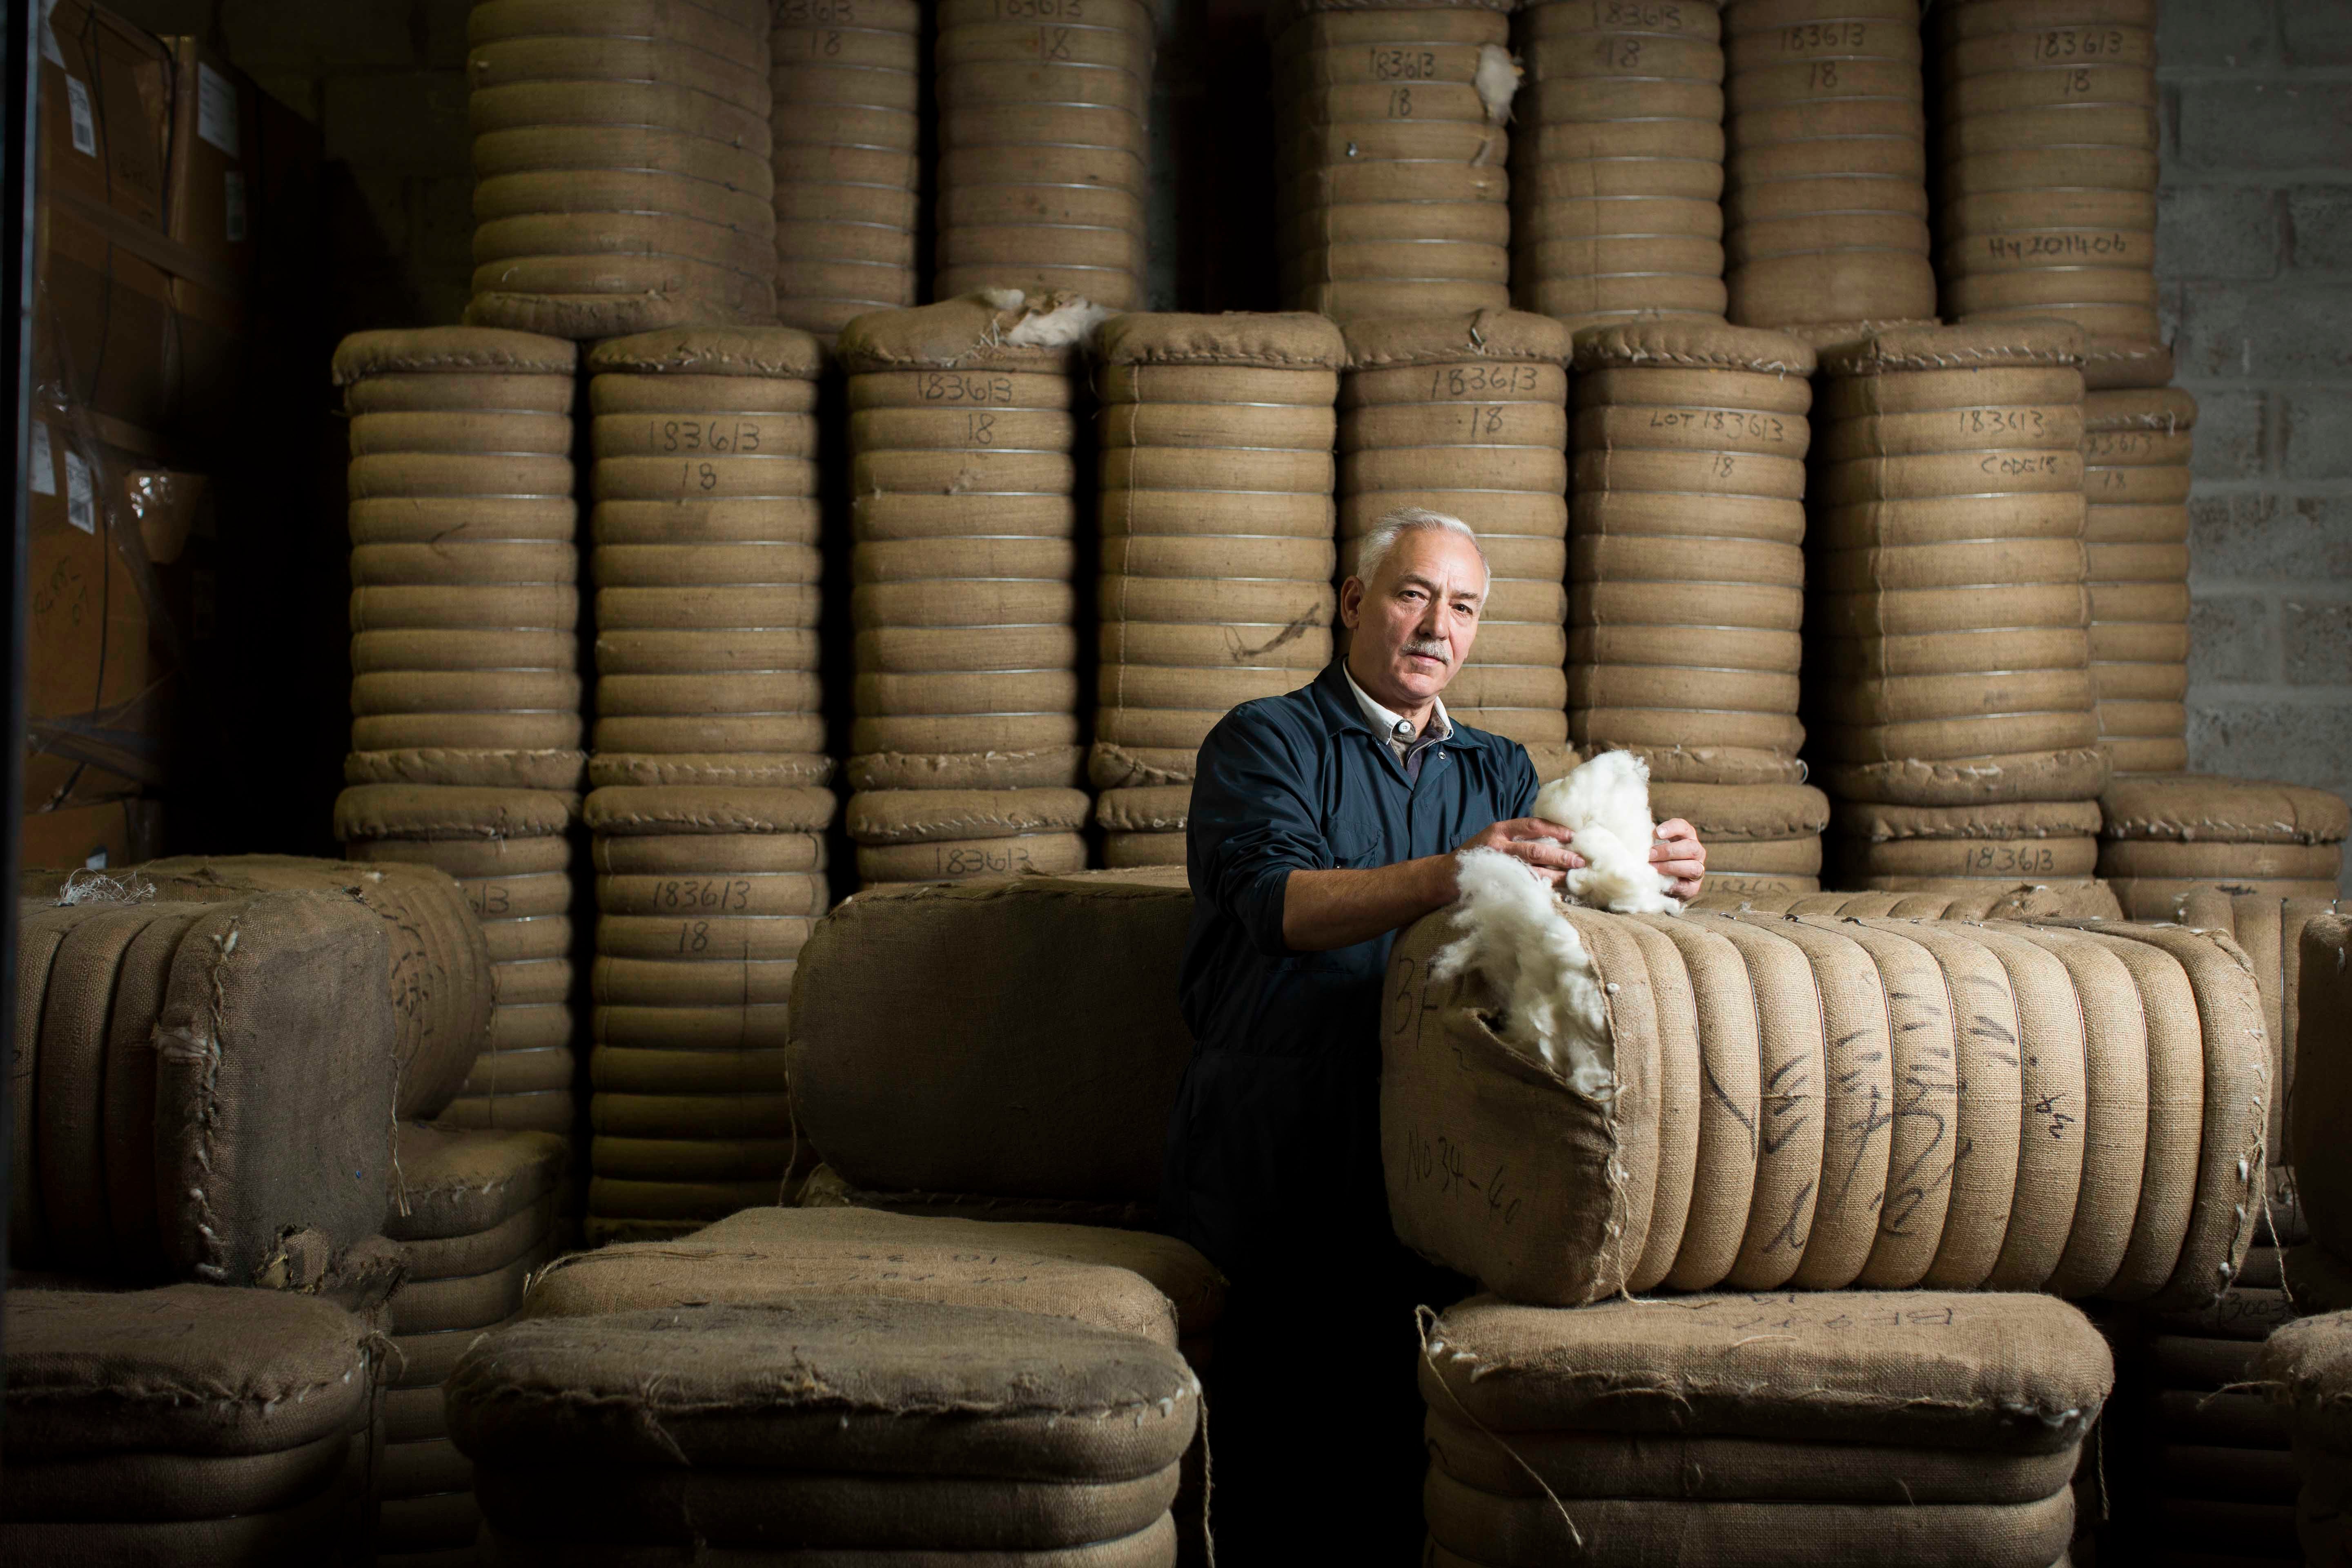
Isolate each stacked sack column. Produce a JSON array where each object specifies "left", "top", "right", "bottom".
[
  {"left": 836, "top": 294, "right": 1096, "bottom": 887},
  {"left": 1511, "top": 0, "right": 1727, "bottom": 330},
  {"left": 1933, "top": 0, "right": 2162, "bottom": 382},
  {"left": 1567, "top": 321, "right": 1830, "bottom": 886},
  {"left": 338, "top": 786, "right": 582, "bottom": 1138},
  {"left": 333, "top": 326, "right": 586, "bottom": 1138},
  {"left": 1092, "top": 312, "right": 1346, "bottom": 867},
  {"left": 1274, "top": 2, "right": 1520, "bottom": 323},
  {"left": 586, "top": 327, "right": 830, "bottom": 794},
  {"left": 1336, "top": 310, "right": 1572, "bottom": 773},
  {"left": 1721, "top": 0, "right": 1938, "bottom": 339},
  {"left": 2098, "top": 775, "right": 2349, "bottom": 920},
  {"left": 934, "top": 0, "right": 1154, "bottom": 309},
  {"left": 464, "top": 0, "right": 777, "bottom": 337},
  {"left": 768, "top": 0, "right": 920, "bottom": 340},
  {"left": 584, "top": 786, "right": 835, "bottom": 1245},
  {"left": 2084, "top": 385, "right": 2195, "bottom": 775},
  {"left": 1809, "top": 321, "right": 2109, "bottom": 893}
]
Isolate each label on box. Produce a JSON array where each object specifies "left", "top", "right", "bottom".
[
  {"left": 39, "top": 0, "right": 62, "bottom": 67},
  {"left": 84, "top": 848, "right": 109, "bottom": 870},
  {"left": 64, "top": 76, "right": 95, "bottom": 157},
  {"left": 197, "top": 62, "right": 239, "bottom": 156},
  {"left": 29, "top": 420, "right": 55, "bottom": 495},
  {"left": 223, "top": 169, "right": 247, "bottom": 242},
  {"left": 63, "top": 449, "right": 95, "bottom": 535}
]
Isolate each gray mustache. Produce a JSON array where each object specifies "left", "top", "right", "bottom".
[{"left": 1403, "top": 638, "right": 1450, "bottom": 663}]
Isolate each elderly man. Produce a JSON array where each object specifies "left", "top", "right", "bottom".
[{"left": 1163, "top": 506, "right": 1705, "bottom": 1560}]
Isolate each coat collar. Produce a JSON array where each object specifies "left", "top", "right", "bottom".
[{"left": 1310, "top": 659, "right": 1492, "bottom": 751}]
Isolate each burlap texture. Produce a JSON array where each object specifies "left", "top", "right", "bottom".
[
  {"left": 797, "top": 1163, "right": 1160, "bottom": 1232},
  {"left": 1, "top": 1422, "right": 354, "bottom": 1522},
  {"left": 2291, "top": 915, "right": 2352, "bottom": 1258},
  {"left": 1424, "top": 1470, "right": 2073, "bottom": 1567},
  {"left": 1421, "top": 1290, "right": 2109, "bottom": 1448},
  {"left": 336, "top": 785, "right": 578, "bottom": 842},
  {"left": 481, "top": 1515, "right": 1178, "bottom": 1565},
  {"left": 4, "top": 1283, "right": 372, "bottom": 1459},
  {"left": 1837, "top": 800, "right": 2106, "bottom": 840},
  {"left": 1096, "top": 310, "right": 1345, "bottom": 369},
  {"left": 1820, "top": 320, "right": 2089, "bottom": 378},
  {"left": 1571, "top": 319, "right": 1817, "bottom": 376},
  {"left": 583, "top": 785, "right": 837, "bottom": 837},
  {"left": 153, "top": 893, "right": 399, "bottom": 1282},
  {"left": 1817, "top": 746, "right": 2111, "bottom": 808},
  {"left": 520, "top": 1204, "right": 1223, "bottom": 1345},
  {"left": 1648, "top": 782, "right": 1829, "bottom": 841},
  {"left": 2100, "top": 773, "right": 2351, "bottom": 846},
  {"left": 334, "top": 326, "right": 578, "bottom": 383},
  {"left": 1341, "top": 310, "right": 1571, "bottom": 369},
  {"left": 137, "top": 855, "right": 493, "bottom": 1120},
  {"left": 1383, "top": 899, "right": 2263, "bottom": 1305},
  {"left": 448, "top": 1298, "right": 1197, "bottom": 1479},
  {"left": 386, "top": 1123, "right": 570, "bottom": 1243},
  {"left": 836, "top": 293, "right": 1096, "bottom": 374},
  {"left": 788, "top": 876, "right": 1192, "bottom": 1202},
  {"left": 586, "top": 327, "right": 823, "bottom": 380},
  {"left": 345, "top": 746, "right": 587, "bottom": 791}
]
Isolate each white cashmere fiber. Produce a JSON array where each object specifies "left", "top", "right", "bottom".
[
  {"left": 1535, "top": 750, "right": 1682, "bottom": 915},
  {"left": 1432, "top": 849, "right": 1615, "bottom": 1095}
]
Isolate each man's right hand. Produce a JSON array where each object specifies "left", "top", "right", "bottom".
[{"left": 1456, "top": 818, "right": 1585, "bottom": 888}]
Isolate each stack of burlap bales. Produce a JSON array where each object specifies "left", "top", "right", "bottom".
[
  {"left": 446, "top": 1298, "right": 1199, "bottom": 1562},
  {"left": 1933, "top": 0, "right": 2162, "bottom": 386},
  {"left": 934, "top": 0, "right": 1154, "bottom": 309},
  {"left": 333, "top": 325, "right": 587, "bottom": 1140},
  {"left": 11, "top": 889, "right": 400, "bottom": 1280},
  {"left": 789, "top": 873, "right": 1195, "bottom": 1227},
  {"left": 1092, "top": 312, "right": 1344, "bottom": 868},
  {"left": 1385, "top": 904, "right": 2266, "bottom": 1305},
  {"left": 836, "top": 294, "right": 1096, "bottom": 888},
  {"left": 1274, "top": 0, "right": 1520, "bottom": 323},
  {"left": 1510, "top": 0, "right": 1728, "bottom": 330},
  {"left": 768, "top": 0, "right": 921, "bottom": 340},
  {"left": 375, "top": 1124, "right": 569, "bottom": 1563},
  {"left": 2, "top": 1286, "right": 378, "bottom": 1564},
  {"left": 1694, "top": 881, "right": 2123, "bottom": 919},
  {"left": 1809, "top": 321, "right": 2108, "bottom": 896},
  {"left": 2260, "top": 1275, "right": 2352, "bottom": 1568},
  {"left": 2098, "top": 775, "right": 2349, "bottom": 919},
  {"left": 1721, "top": 0, "right": 1938, "bottom": 341},
  {"left": 581, "top": 784, "right": 834, "bottom": 1243},
  {"left": 1419, "top": 1292, "right": 2110, "bottom": 1568},
  {"left": 340, "top": 786, "right": 582, "bottom": 1137},
  {"left": 1339, "top": 311, "right": 1573, "bottom": 775},
  {"left": 464, "top": 0, "right": 777, "bottom": 336},
  {"left": 1568, "top": 321, "right": 1828, "bottom": 890},
  {"left": 2084, "top": 385, "right": 2196, "bottom": 773},
  {"left": 130, "top": 855, "right": 493, "bottom": 1125},
  {"left": 586, "top": 327, "right": 830, "bottom": 793}
]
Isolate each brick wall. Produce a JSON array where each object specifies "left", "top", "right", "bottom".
[{"left": 2160, "top": 0, "right": 2352, "bottom": 884}]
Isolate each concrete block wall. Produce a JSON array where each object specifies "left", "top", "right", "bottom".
[{"left": 2160, "top": 0, "right": 2352, "bottom": 882}]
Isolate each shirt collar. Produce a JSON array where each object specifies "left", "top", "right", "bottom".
[{"left": 1342, "top": 663, "right": 1452, "bottom": 746}]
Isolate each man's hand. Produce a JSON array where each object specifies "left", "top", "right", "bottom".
[
  {"left": 1457, "top": 817, "right": 1584, "bottom": 888},
  {"left": 1651, "top": 817, "right": 1705, "bottom": 900}
]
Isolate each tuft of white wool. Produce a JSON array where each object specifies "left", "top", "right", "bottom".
[
  {"left": 1005, "top": 296, "right": 1113, "bottom": 349},
  {"left": 981, "top": 288, "right": 1026, "bottom": 312},
  {"left": 1474, "top": 45, "right": 1522, "bottom": 124},
  {"left": 56, "top": 868, "right": 156, "bottom": 906},
  {"left": 1535, "top": 750, "right": 1682, "bottom": 915},
  {"left": 1432, "top": 849, "right": 1615, "bottom": 1095}
]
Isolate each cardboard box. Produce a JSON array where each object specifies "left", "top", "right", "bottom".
[
  {"left": 23, "top": 406, "right": 176, "bottom": 814},
  {"left": 20, "top": 797, "right": 164, "bottom": 875},
  {"left": 163, "top": 36, "right": 259, "bottom": 287},
  {"left": 38, "top": 0, "right": 172, "bottom": 229}
]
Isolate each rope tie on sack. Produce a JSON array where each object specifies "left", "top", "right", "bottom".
[{"left": 1416, "top": 1304, "right": 1584, "bottom": 1549}]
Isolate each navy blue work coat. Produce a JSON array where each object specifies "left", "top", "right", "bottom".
[{"left": 1160, "top": 660, "right": 1539, "bottom": 1282}]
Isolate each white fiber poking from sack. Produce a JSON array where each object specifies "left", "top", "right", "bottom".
[
  {"left": 1004, "top": 294, "right": 1113, "bottom": 350},
  {"left": 1536, "top": 750, "right": 1682, "bottom": 915},
  {"left": 1474, "top": 45, "right": 1522, "bottom": 123},
  {"left": 1431, "top": 849, "right": 1614, "bottom": 1096}
]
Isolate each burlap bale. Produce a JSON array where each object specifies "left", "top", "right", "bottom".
[
  {"left": 387, "top": 1123, "right": 569, "bottom": 1245},
  {"left": 2289, "top": 915, "right": 2352, "bottom": 1261},
  {"left": 521, "top": 1203, "right": 1223, "bottom": 1348},
  {"left": 798, "top": 1162, "right": 1163, "bottom": 1234},
  {"left": 789, "top": 874, "right": 1192, "bottom": 1204},
  {"left": 136, "top": 855, "right": 492, "bottom": 1121},
  {"left": 1382, "top": 902, "right": 2264, "bottom": 1306},
  {"left": 1691, "top": 882, "right": 2126, "bottom": 921},
  {"left": 448, "top": 1296, "right": 1197, "bottom": 1483},
  {"left": 4, "top": 1282, "right": 373, "bottom": 1460},
  {"left": 2102, "top": 774, "right": 2352, "bottom": 847}
]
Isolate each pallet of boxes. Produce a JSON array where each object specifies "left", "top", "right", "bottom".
[{"left": 24, "top": 2, "right": 314, "bottom": 868}]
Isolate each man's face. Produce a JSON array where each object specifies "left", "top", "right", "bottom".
[{"left": 1339, "top": 526, "right": 1487, "bottom": 710}]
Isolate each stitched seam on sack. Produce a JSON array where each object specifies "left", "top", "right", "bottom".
[{"left": 157, "top": 913, "right": 242, "bottom": 1282}]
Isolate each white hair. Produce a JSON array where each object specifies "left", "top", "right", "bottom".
[{"left": 1354, "top": 506, "right": 1490, "bottom": 595}]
